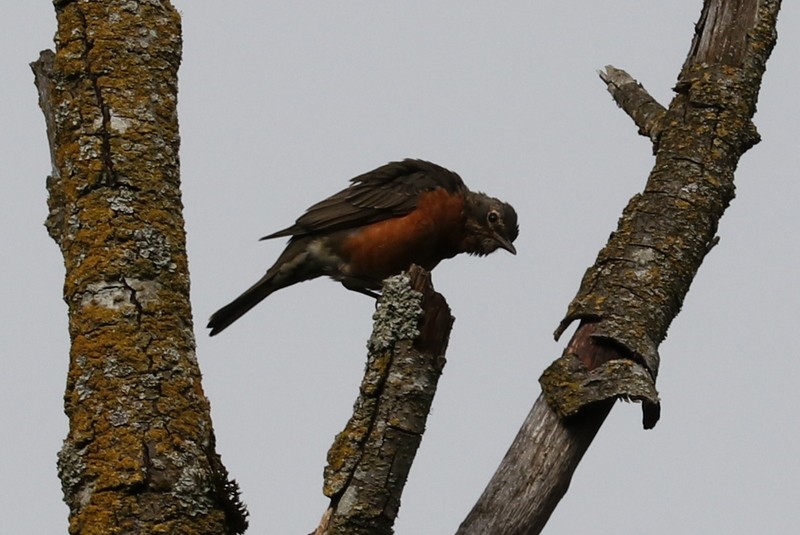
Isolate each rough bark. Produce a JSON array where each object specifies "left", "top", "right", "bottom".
[
  {"left": 457, "top": 1, "right": 781, "bottom": 534},
  {"left": 32, "top": 1, "right": 246, "bottom": 533},
  {"left": 315, "top": 266, "right": 453, "bottom": 535}
]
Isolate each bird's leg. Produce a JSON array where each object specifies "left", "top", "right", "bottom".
[{"left": 341, "top": 280, "right": 381, "bottom": 299}]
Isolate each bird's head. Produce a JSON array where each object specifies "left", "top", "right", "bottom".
[{"left": 462, "top": 192, "right": 519, "bottom": 256}]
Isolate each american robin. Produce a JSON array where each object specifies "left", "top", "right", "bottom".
[{"left": 208, "top": 159, "right": 518, "bottom": 335}]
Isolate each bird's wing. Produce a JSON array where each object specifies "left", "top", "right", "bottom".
[{"left": 261, "top": 159, "right": 466, "bottom": 239}]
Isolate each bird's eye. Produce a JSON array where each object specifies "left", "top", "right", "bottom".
[{"left": 487, "top": 210, "right": 500, "bottom": 224}]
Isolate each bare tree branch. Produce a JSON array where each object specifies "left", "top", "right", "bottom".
[
  {"left": 457, "top": 1, "right": 781, "bottom": 533},
  {"left": 317, "top": 266, "right": 453, "bottom": 535},
  {"left": 599, "top": 66, "right": 667, "bottom": 146}
]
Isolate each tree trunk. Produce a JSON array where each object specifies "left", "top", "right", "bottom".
[{"left": 32, "top": 1, "right": 247, "bottom": 533}]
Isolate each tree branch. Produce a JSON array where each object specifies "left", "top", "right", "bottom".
[
  {"left": 599, "top": 65, "right": 667, "bottom": 148},
  {"left": 457, "top": 1, "right": 781, "bottom": 533},
  {"left": 316, "top": 266, "right": 453, "bottom": 535}
]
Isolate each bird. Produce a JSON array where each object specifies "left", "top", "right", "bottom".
[{"left": 207, "top": 159, "right": 518, "bottom": 335}]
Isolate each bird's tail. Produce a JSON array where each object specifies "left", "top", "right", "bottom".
[{"left": 207, "top": 273, "right": 277, "bottom": 336}]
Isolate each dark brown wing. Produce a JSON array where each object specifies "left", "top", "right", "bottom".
[{"left": 261, "top": 159, "right": 467, "bottom": 240}]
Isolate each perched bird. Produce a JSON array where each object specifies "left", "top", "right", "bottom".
[{"left": 208, "top": 159, "right": 518, "bottom": 335}]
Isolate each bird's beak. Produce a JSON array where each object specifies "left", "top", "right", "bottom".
[{"left": 493, "top": 233, "right": 517, "bottom": 255}]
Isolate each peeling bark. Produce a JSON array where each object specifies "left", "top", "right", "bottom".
[
  {"left": 32, "top": 1, "right": 246, "bottom": 533},
  {"left": 457, "top": 1, "right": 781, "bottom": 534}
]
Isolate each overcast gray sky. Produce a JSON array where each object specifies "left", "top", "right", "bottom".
[{"left": 3, "top": 2, "right": 799, "bottom": 534}]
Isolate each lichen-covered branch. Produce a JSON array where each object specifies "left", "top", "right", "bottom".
[
  {"left": 458, "top": 1, "right": 781, "bottom": 533},
  {"left": 317, "top": 266, "right": 453, "bottom": 535},
  {"left": 553, "top": 0, "right": 776, "bottom": 423},
  {"left": 32, "top": 1, "right": 246, "bottom": 533}
]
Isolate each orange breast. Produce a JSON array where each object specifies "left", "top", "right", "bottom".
[{"left": 340, "top": 188, "right": 466, "bottom": 280}]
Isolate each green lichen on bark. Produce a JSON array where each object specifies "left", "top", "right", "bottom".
[{"left": 34, "top": 1, "right": 246, "bottom": 533}]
